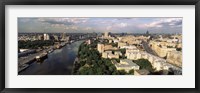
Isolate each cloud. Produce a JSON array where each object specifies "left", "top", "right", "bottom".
[
  {"left": 106, "top": 26, "right": 112, "bottom": 30},
  {"left": 38, "top": 18, "right": 89, "bottom": 26},
  {"left": 119, "top": 23, "right": 128, "bottom": 27},
  {"left": 143, "top": 18, "right": 182, "bottom": 28},
  {"left": 18, "top": 17, "right": 182, "bottom": 33},
  {"left": 18, "top": 18, "right": 38, "bottom": 23},
  {"left": 105, "top": 22, "right": 128, "bottom": 31},
  {"left": 64, "top": 25, "right": 79, "bottom": 31}
]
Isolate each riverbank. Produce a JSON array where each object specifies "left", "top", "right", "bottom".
[{"left": 19, "top": 40, "right": 84, "bottom": 75}]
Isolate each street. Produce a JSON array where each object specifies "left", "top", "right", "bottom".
[{"left": 141, "top": 40, "right": 158, "bottom": 56}]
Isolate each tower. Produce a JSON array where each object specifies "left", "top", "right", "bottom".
[
  {"left": 146, "top": 30, "right": 149, "bottom": 35},
  {"left": 104, "top": 32, "right": 109, "bottom": 38}
]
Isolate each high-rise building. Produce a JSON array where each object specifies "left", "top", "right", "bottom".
[
  {"left": 66, "top": 36, "right": 70, "bottom": 42},
  {"left": 44, "top": 33, "right": 50, "bottom": 40},
  {"left": 61, "top": 32, "right": 70, "bottom": 42},
  {"left": 61, "top": 33, "right": 66, "bottom": 40},
  {"left": 104, "top": 32, "right": 109, "bottom": 38},
  {"left": 97, "top": 43, "right": 104, "bottom": 53},
  {"left": 53, "top": 35, "right": 59, "bottom": 41},
  {"left": 38, "top": 35, "right": 43, "bottom": 40},
  {"left": 146, "top": 30, "right": 149, "bottom": 35}
]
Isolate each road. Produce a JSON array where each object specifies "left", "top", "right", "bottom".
[
  {"left": 19, "top": 52, "right": 42, "bottom": 65},
  {"left": 141, "top": 40, "right": 158, "bottom": 56}
]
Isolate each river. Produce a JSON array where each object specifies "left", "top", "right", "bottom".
[{"left": 19, "top": 40, "right": 84, "bottom": 75}]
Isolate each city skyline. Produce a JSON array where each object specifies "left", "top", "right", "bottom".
[
  {"left": 18, "top": 17, "right": 182, "bottom": 34},
  {"left": 18, "top": 32, "right": 182, "bottom": 75}
]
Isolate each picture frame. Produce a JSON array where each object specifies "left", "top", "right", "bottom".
[{"left": 0, "top": 0, "right": 199, "bottom": 93}]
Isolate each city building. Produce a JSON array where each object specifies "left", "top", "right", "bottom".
[
  {"left": 61, "top": 33, "right": 70, "bottom": 42},
  {"left": 126, "top": 49, "right": 140, "bottom": 54},
  {"left": 114, "top": 51, "right": 122, "bottom": 56},
  {"left": 125, "top": 50, "right": 179, "bottom": 71},
  {"left": 53, "top": 35, "right": 59, "bottom": 41},
  {"left": 118, "top": 42, "right": 127, "bottom": 48},
  {"left": 166, "top": 51, "right": 182, "bottom": 67},
  {"left": 120, "top": 35, "right": 148, "bottom": 45},
  {"left": 97, "top": 43, "right": 118, "bottom": 53},
  {"left": 120, "top": 45, "right": 137, "bottom": 49},
  {"left": 104, "top": 32, "right": 109, "bottom": 38},
  {"left": 38, "top": 35, "right": 43, "bottom": 40},
  {"left": 102, "top": 51, "right": 119, "bottom": 59},
  {"left": 149, "top": 41, "right": 177, "bottom": 57},
  {"left": 97, "top": 43, "right": 104, "bottom": 53},
  {"left": 97, "top": 32, "right": 181, "bottom": 74},
  {"left": 109, "top": 39, "right": 113, "bottom": 43},
  {"left": 113, "top": 39, "right": 119, "bottom": 43},
  {"left": 108, "top": 53, "right": 119, "bottom": 59},
  {"left": 104, "top": 44, "right": 118, "bottom": 50},
  {"left": 86, "top": 39, "right": 91, "bottom": 45},
  {"left": 102, "top": 52, "right": 109, "bottom": 58},
  {"left": 112, "top": 59, "right": 140, "bottom": 72},
  {"left": 152, "top": 60, "right": 164, "bottom": 71},
  {"left": 44, "top": 33, "right": 50, "bottom": 40}
]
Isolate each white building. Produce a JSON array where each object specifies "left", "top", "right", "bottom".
[
  {"left": 97, "top": 43, "right": 104, "bottom": 53},
  {"left": 102, "top": 51, "right": 119, "bottom": 59},
  {"left": 102, "top": 51, "right": 112, "bottom": 58},
  {"left": 109, "top": 39, "right": 113, "bottom": 43},
  {"left": 166, "top": 51, "right": 182, "bottom": 67},
  {"left": 112, "top": 59, "right": 140, "bottom": 72},
  {"left": 114, "top": 51, "right": 122, "bottom": 56},
  {"left": 113, "top": 39, "right": 119, "bottom": 43},
  {"left": 108, "top": 53, "right": 119, "bottom": 59},
  {"left": 125, "top": 51, "right": 174, "bottom": 71},
  {"left": 118, "top": 42, "right": 127, "bottom": 48},
  {"left": 104, "top": 32, "right": 109, "bottom": 38},
  {"left": 86, "top": 39, "right": 91, "bottom": 45},
  {"left": 44, "top": 33, "right": 50, "bottom": 40},
  {"left": 121, "top": 45, "right": 137, "bottom": 49}
]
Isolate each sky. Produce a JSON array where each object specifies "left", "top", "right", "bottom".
[{"left": 18, "top": 17, "right": 182, "bottom": 34}]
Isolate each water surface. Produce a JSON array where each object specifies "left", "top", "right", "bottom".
[{"left": 19, "top": 40, "right": 84, "bottom": 75}]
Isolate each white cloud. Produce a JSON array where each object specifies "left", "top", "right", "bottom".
[
  {"left": 144, "top": 18, "right": 182, "bottom": 28},
  {"left": 119, "top": 23, "right": 128, "bottom": 27},
  {"left": 38, "top": 18, "right": 89, "bottom": 25},
  {"left": 18, "top": 17, "right": 182, "bottom": 33},
  {"left": 106, "top": 26, "right": 112, "bottom": 31}
]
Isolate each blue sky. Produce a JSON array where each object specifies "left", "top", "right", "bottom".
[{"left": 18, "top": 17, "right": 182, "bottom": 33}]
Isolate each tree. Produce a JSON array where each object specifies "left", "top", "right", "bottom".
[
  {"left": 112, "top": 70, "right": 119, "bottom": 75},
  {"left": 74, "top": 41, "right": 126, "bottom": 75},
  {"left": 111, "top": 43, "right": 118, "bottom": 47},
  {"left": 176, "top": 48, "right": 182, "bottom": 51},
  {"left": 134, "top": 59, "right": 154, "bottom": 72},
  {"left": 118, "top": 70, "right": 127, "bottom": 75},
  {"left": 18, "top": 40, "right": 54, "bottom": 49},
  {"left": 79, "top": 61, "right": 86, "bottom": 66},
  {"left": 95, "top": 67, "right": 103, "bottom": 75},
  {"left": 128, "top": 69, "right": 134, "bottom": 75},
  {"left": 119, "top": 49, "right": 126, "bottom": 55}
]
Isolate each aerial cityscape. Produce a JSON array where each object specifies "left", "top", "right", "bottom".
[{"left": 18, "top": 17, "right": 182, "bottom": 75}]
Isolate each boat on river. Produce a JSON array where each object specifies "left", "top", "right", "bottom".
[{"left": 36, "top": 52, "right": 48, "bottom": 62}]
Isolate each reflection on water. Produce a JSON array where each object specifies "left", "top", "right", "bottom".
[{"left": 19, "top": 40, "right": 84, "bottom": 75}]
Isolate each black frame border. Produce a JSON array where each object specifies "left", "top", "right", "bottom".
[{"left": 0, "top": 0, "right": 200, "bottom": 93}]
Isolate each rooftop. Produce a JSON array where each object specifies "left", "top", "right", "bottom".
[
  {"left": 135, "top": 69, "right": 150, "bottom": 75},
  {"left": 118, "top": 59, "right": 139, "bottom": 67}
]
